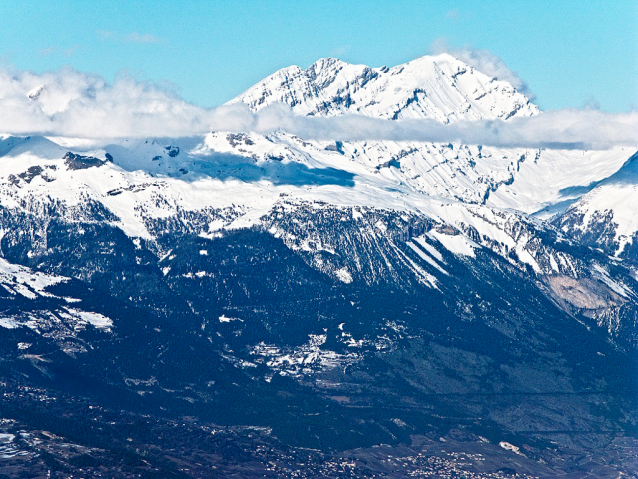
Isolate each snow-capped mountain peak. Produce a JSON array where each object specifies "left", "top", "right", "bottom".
[{"left": 230, "top": 53, "right": 539, "bottom": 122}]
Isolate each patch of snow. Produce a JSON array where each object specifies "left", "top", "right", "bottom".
[
  {"left": 515, "top": 246, "right": 541, "bottom": 273},
  {"left": 0, "top": 257, "right": 68, "bottom": 299},
  {"left": 0, "top": 318, "right": 19, "bottom": 329},
  {"left": 335, "top": 267, "right": 353, "bottom": 284},
  {"left": 407, "top": 241, "right": 449, "bottom": 275},
  {"left": 413, "top": 236, "right": 445, "bottom": 263},
  {"left": 374, "top": 220, "right": 387, "bottom": 233},
  {"left": 64, "top": 308, "right": 113, "bottom": 330},
  {"left": 592, "top": 264, "right": 631, "bottom": 298},
  {"left": 499, "top": 441, "right": 523, "bottom": 456},
  {"left": 428, "top": 230, "right": 477, "bottom": 258},
  {"left": 392, "top": 242, "right": 439, "bottom": 289}
]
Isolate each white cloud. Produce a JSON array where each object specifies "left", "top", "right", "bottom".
[
  {"left": 0, "top": 67, "right": 636, "bottom": 151},
  {"left": 0, "top": 68, "right": 211, "bottom": 138},
  {"left": 251, "top": 103, "right": 638, "bottom": 150},
  {"left": 430, "top": 38, "right": 533, "bottom": 99}
]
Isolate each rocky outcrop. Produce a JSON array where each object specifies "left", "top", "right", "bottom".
[{"left": 63, "top": 152, "right": 105, "bottom": 170}]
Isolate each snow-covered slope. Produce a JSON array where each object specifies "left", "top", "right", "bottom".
[
  {"left": 230, "top": 54, "right": 634, "bottom": 216},
  {"left": 229, "top": 54, "right": 538, "bottom": 122},
  {"left": 0, "top": 255, "right": 113, "bottom": 348},
  {"left": 487, "top": 147, "right": 635, "bottom": 217},
  {"left": 556, "top": 151, "right": 638, "bottom": 258}
]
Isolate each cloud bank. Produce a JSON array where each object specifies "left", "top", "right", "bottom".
[
  {"left": 256, "top": 104, "right": 638, "bottom": 151},
  {"left": 0, "top": 67, "right": 636, "bottom": 151}
]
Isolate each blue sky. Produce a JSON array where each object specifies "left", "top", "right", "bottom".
[{"left": 1, "top": 1, "right": 636, "bottom": 111}]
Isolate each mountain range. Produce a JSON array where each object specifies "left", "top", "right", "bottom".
[{"left": 0, "top": 54, "right": 636, "bottom": 478}]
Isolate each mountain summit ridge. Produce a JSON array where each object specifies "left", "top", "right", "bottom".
[{"left": 229, "top": 53, "right": 539, "bottom": 122}]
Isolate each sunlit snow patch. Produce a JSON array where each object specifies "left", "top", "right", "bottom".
[
  {"left": 428, "top": 230, "right": 478, "bottom": 258},
  {"left": 335, "top": 267, "right": 353, "bottom": 284},
  {"left": 592, "top": 264, "right": 631, "bottom": 298},
  {"left": 219, "top": 315, "right": 243, "bottom": 323},
  {"left": 406, "top": 241, "right": 449, "bottom": 275},
  {"left": 0, "top": 257, "right": 69, "bottom": 299},
  {"left": 60, "top": 308, "right": 113, "bottom": 331},
  {"left": 499, "top": 441, "right": 524, "bottom": 456}
]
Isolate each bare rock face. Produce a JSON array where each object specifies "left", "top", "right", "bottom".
[
  {"left": 164, "top": 145, "right": 180, "bottom": 157},
  {"left": 546, "top": 275, "right": 623, "bottom": 310},
  {"left": 63, "top": 152, "right": 105, "bottom": 170}
]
